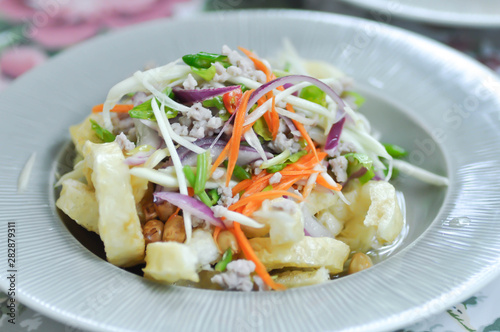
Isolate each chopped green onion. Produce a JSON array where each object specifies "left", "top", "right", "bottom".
[
  {"left": 208, "top": 188, "right": 220, "bottom": 205},
  {"left": 288, "top": 150, "right": 308, "bottom": 163},
  {"left": 383, "top": 143, "right": 408, "bottom": 159},
  {"left": 343, "top": 91, "right": 365, "bottom": 108},
  {"left": 299, "top": 86, "right": 327, "bottom": 107},
  {"left": 344, "top": 153, "right": 375, "bottom": 184},
  {"left": 182, "top": 52, "right": 231, "bottom": 69},
  {"left": 191, "top": 64, "right": 217, "bottom": 81},
  {"left": 266, "top": 164, "right": 287, "bottom": 173},
  {"left": 89, "top": 119, "right": 115, "bottom": 142},
  {"left": 183, "top": 164, "right": 213, "bottom": 206},
  {"left": 195, "top": 151, "right": 210, "bottom": 195},
  {"left": 215, "top": 248, "right": 233, "bottom": 272},
  {"left": 239, "top": 84, "right": 250, "bottom": 92},
  {"left": 223, "top": 161, "right": 251, "bottom": 181},
  {"left": 182, "top": 165, "right": 196, "bottom": 187},
  {"left": 253, "top": 117, "right": 273, "bottom": 141},
  {"left": 202, "top": 95, "right": 225, "bottom": 110},
  {"left": 218, "top": 110, "right": 231, "bottom": 121}
]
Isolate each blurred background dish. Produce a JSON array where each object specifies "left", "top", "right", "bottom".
[{"left": 336, "top": 0, "right": 500, "bottom": 28}]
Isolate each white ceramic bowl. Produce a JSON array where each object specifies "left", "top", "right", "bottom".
[
  {"left": 1, "top": 10, "right": 500, "bottom": 332},
  {"left": 339, "top": 0, "right": 500, "bottom": 27}
]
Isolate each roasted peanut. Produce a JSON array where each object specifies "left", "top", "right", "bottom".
[
  {"left": 348, "top": 252, "right": 373, "bottom": 274},
  {"left": 155, "top": 200, "right": 177, "bottom": 222},
  {"left": 217, "top": 230, "right": 239, "bottom": 254},
  {"left": 163, "top": 215, "right": 186, "bottom": 243},
  {"left": 142, "top": 201, "right": 158, "bottom": 222},
  {"left": 143, "top": 219, "right": 164, "bottom": 245}
]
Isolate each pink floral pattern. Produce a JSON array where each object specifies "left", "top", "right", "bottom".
[
  {"left": 0, "top": 0, "right": 188, "bottom": 49},
  {"left": 0, "top": 45, "right": 47, "bottom": 78}
]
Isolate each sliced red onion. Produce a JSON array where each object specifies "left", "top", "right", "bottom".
[
  {"left": 211, "top": 110, "right": 236, "bottom": 148},
  {"left": 325, "top": 117, "right": 346, "bottom": 156},
  {"left": 124, "top": 151, "right": 153, "bottom": 166},
  {"left": 282, "top": 116, "right": 300, "bottom": 137},
  {"left": 302, "top": 205, "right": 334, "bottom": 238},
  {"left": 246, "top": 75, "right": 346, "bottom": 116},
  {"left": 173, "top": 137, "right": 272, "bottom": 167},
  {"left": 172, "top": 85, "right": 240, "bottom": 104},
  {"left": 154, "top": 191, "right": 225, "bottom": 228},
  {"left": 283, "top": 83, "right": 298, "bottom": 96},
  {"left": 342, "top": 167, "right": 368, "bottom": 186}
]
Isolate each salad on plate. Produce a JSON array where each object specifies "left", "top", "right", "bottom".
[{"left": 55, "top": 43, "right": 448, "bottom": 291}]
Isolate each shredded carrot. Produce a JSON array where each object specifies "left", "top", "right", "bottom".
[
  {"left": 240, "top": 173, "right": 273, "bottom": 195},
  {"left": 287, "top": 152, "right": 328, "bottom": 171},
  {"left": 231, "top": 222, "right": 286, "bottom": 290},
  {"left": 263, "top": 110, "right": 274, "bottom": 136},
  {"left": 166, "top": 207, "right": 181, "bottom": 224},
  {"left": 92, "top": 103, "right": 134, "bottom": 113},
  {"left": 238, "top": 47, "right": 272, "bottom": 81},
  {"left": 228, "top": 190, "right": 303, "bottom": 211},
  {"left": 280, "top": 170, "right": 320, "bottom": 176},
  {"left": 241, "top": 200, "right": 262, "bottom": 217},
  {"left": 240, "top": 179, "right": 272, "bottom": 199},
  {"left": 226, "top": 90, "right": 253, "bottom": 186},
  {"left": 213, "top": 226, "right": 222, "bottom": 252},
  {"left": 317, "top": 174, "right": 342, "bottom": 191},
  {"left": 285, "top": 104, "right": 319, "bottom": 161},
  {"left": 210, "top": 142, "right": 231, "bottom": 176},
  {"left": 273, "top": 174, "right": 308, "bottom": 191},
  {"left": 231, "top": 178, "right": 253, "bottom": 197}
]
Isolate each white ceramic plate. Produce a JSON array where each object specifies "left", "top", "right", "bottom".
[
  {"left": 1, "top": 10, "right": 500, "bottom": 332},
  {"left": 339, "top": 0, "right": 500, "bottom": 27}
]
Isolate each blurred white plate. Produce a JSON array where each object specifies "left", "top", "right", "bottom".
[
  {"left": 339, "top": 0, "right": 500, "bottom": 27},
  {"left": 1, "top": 9, "right": 500, "bottom": 332}
]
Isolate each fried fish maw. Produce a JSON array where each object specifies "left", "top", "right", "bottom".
[
  {"left": 56, "top": 178, "right": 99, "bottom": 234},
  {"left": 83, "top": 141, "right": 145, "bottom": 267},
  {"left": 273, "top": 267, "right": 330, "bottom": 288},
  {"left": 143, "top": 242, "right": 199, "bottom": 283},
  {"left": 249, "top": 237, "right": 349, "bottom": 274}
]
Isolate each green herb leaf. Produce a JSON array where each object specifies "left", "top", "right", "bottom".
[
  {"left": 265, "top": 150, "right": 307, "bottom": 173},
  {"left": 383, "top": 143, "right": 408, "bottom": 159},
  {"left": 344, "top": 153, "right": 375, "bottom": 184},
  {"left": 253, "top": 117, "right": 273, "bottom": 141},
  {"left": 299, "top": 85, "right": 327, "bottom": 107},
  {"left": 215, "top": 248, "right": 233, "bottom": 272},
  {"left": 191, "top": 64, "right": 217, "bottom": 81},
  {"left": 129, "top": 98, "right": 178, "bottom": 120},
  {"left": 182, "top": 52, "right": 231, "bottom": 69},
  {"left": 89, "top": 119, "right": 115, "bottom": 142},
  {"left": 223, "top": 161, "right": 251, "bottom": 181}
]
